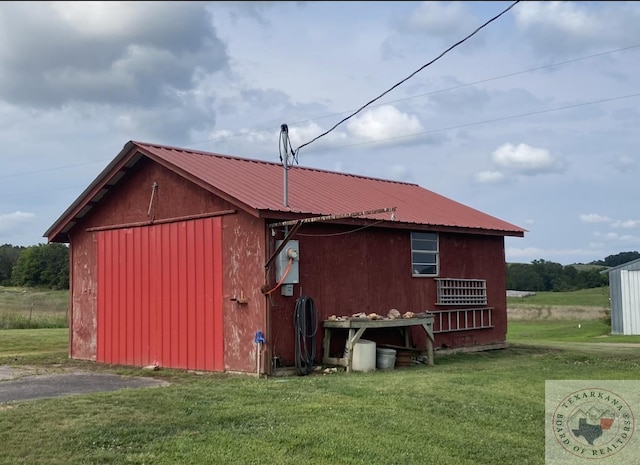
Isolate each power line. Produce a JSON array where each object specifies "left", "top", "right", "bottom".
[
  {"left": 300, "top": 91, "right": 640, "bottom": 154},
  {"left": 291, "top": 0, "right": 521, "bottom": 156},
  {"left": 186, "top": 42, "right": 640, "bottom": 149},
  {"left": 350, "top": 43, "right": 640, "bottom": 111},
  {"left": 3, "top": 41, "right": 639, "bottom": 182},
  {"left": 0, "top": 159, "right": 108, "bottom": 180},
  {"left": 0, "top": 185, "right": 87, "bottom": 197},
  {"left": 185, "top": 42, "right": 640, "bottom": 150},
  {"left": 2, "top": 91, "right": 637, "bottom": 197}
]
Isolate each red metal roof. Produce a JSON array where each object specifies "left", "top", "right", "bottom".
[{"left": 45, "top": 140, "right": 526, "bottom": 242}]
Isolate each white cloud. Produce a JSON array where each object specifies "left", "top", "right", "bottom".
[
  {"left": 594, "top": 232, "right": 618, "bottom": 240},
  {"left": 612, "top": 220, "right": 640, "bottom": 228},
  {"left": 405, "top": 2, "right": 478, "bottom": 41},
  {"left": 204, "top": 120, "right": 351, "bottom": 159},
  {"left": 389, "top": 164, "right": 410, "bottom": 181},
  {"left": 593, "top": 231, "right": 639, "bottom": 242},
  {"left": 0, "top": 1, "right": 638, "bottom": 267},
  {"left": 474, "top": 170, "right": 505, "bottom": 184},
  {"left": 612, "top": 155, "right": 639, "bottom": 173},
  {"left": 513, "top": 1, "right": 640, "bottom": 56},
  {"left": 506, "top": 246, "right": 601, "bottom": 262},
  {"left": 0, "top": 211, "right": 35, "bottom": 233},
  {"left": 289, "top": 121, "right": 348, "bottom": 149},
  {"left": 580, "top": 213, "right": 612, "bottom": 224},
  {"left": 51, "top": 2, "right": 144, "bottom": 38},
  {"left": 346, "top": 105, "right": 423, "bottom": 143},
  {"left": 332, "top": 161, "right": 345, "bottom": 173},
  {"left": 0, "top": 2, "right": 228, "bottom": 108},
  {"left": 207, "top": 128, "right": 236, "bottom": 141},
  {"left": 491, "top": 143, "right": 563, "bottom": 175},
  {"left": 581, "top": 216, "right": 639, "bottom": 229},
  {"left": 515, "top": 2, "right": 593, "bottom": 34}
]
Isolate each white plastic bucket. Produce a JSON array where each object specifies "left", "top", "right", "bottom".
[
  {"left": 351, "top": 339, "right": 376, "bottom": 372},
  {"left": 376, "top": 348, "right": 396, "bottom": 370}
]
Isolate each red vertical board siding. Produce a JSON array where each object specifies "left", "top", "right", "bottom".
[
  {"left": 102, "top": 231, "right": 110, "bottom": 362},
  {"left": 202, "top": 218, "right": 213, "bottom": 371},
  {"left": 169, "top": 223, "right": 180, "bottom": 368},
  {"left": 176, "top": 223, "right": 187, "bottom": 368},
  {"left": 118, "top": 231, "right": 127, "bottom": 363},
  {"left": 212, "top": 216, "right": 224, "bottom": 371},
  {"left": 194, "top": 221, "right": 203, "bottom": 369},
  {"left": 96, "top": 217, "right": 224, "bottom": 371},
  {"left": 108, "top": 231, "right": 116, "bottom": 362},
  {"left": 178, "top": 224, "right": 193, "bottom": 368},
  {"left": 160, "top": 224, "right": 172, "bottom": 367},
  {"left": 97, "top": 233, "right": 106, "bottom": 362},
  {"left": 132, "top": 229, "right": 141, "bottom": 366},
  {"left": 195, "top": 219, "right": 207, "bottom": 370},
  {"left": 126, "top": 230, "right": 134, "bottom": 365},
  {"left": 112, "top": 232, "right": 121, "bottom": 363},
  {"left": 186, "top": 221, "right": 195, "bottom": 369},
  {"left": 139, "top": 227, "right": 150, "bottom": 365},
  {"left": 148, "top": 225, "right": 159, "bottom": 366}
]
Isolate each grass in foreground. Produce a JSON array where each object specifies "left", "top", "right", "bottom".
[
  {"left": 0, "top": 328, "right": 69, "bottom": 364},
  {"left": 1, "top": 328, "right": 640, "bottom": 465}
]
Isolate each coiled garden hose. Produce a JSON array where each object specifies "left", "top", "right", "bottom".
[{"left": 294, "top": 296, "right": 318, "bottom": 376}]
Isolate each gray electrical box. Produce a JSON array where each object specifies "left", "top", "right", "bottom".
[
  {"left": 275, "top": 240, "right": 299, "bottom": 284},
  {"left": 281, "top": 284, "right": 294, "bottom": 297}
]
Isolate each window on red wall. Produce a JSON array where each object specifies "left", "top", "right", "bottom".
[{"left": 411, "top": 231, "right": 439, "bottom": 277}]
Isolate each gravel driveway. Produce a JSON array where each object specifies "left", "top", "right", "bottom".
[{"left": 0, "top": 365, "right": 169, "bottom": 405}]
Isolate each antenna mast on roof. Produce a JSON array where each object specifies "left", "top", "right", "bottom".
[{"left": 279, "top": 124, "right": 296, "bottom": 208}]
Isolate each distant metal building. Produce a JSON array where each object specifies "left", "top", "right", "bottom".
[{"left": 601, "top": 258, "right": 640, "bottom": 335}]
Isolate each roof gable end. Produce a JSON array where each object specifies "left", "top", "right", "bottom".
[{"left": 45, "top": 140, "right": 526, "bottom": 242}]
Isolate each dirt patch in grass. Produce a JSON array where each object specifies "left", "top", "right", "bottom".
[{"left": 508, "top": 305, "right": 608, "bottom": 321}]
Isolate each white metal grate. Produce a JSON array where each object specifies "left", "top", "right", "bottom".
[
  {"left": 431, "top": 308, "right": 493, "bottom": 333},
  {"left": 436, "top": 278, "right": 487, "bottom": 305}
]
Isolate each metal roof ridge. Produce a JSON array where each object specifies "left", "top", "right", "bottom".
[{"left": 131, "top": 140, "right": 420, "bottom": 187}]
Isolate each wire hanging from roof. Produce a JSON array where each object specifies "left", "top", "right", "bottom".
[
  {"left": 279, "top": 124, "right": 297, "bottom": 167},
  {"left": 287, "top": 0, "right": 521, "bottom": 159}
]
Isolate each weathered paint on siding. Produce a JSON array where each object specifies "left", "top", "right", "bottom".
[
  {"left": 62, "top": 153, "right": 513, "bottom": 374},
  {"left": 267, "top": 223, "right": 508, "bottom": 367},
  {"left": 67, "top": 158, "right": 267, "bottom": 373},
  {"left": 68, "top": 230, "right": 98, "bottom": 360},
  {"left": 221, "top": 211, "right": 268, "bottom": 373}
]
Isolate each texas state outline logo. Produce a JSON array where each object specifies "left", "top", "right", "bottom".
[{"left": 552, "top": 387, "right": 634, "bottom": 460}]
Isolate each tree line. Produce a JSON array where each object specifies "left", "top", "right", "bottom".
[
  {"left": 1, "top": 243, "right": 639, "bottom": 292},
  {"left": 506, "top": 251, "right": 640, "bottom": 292},
  {"left": 0, "top": 243, "right": 69, "bottom": 289}
]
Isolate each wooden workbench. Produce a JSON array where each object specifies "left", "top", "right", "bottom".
[{"left": 322, "top": 314, "right": 435, "bottom": 372}]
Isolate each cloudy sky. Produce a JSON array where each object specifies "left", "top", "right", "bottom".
[{"left": 1, "top": 1, "right": 639, "bottom": 265}]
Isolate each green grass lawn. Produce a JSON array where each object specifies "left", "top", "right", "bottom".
[
  {"left": 1, "top": 327, "right": 640, "bottom": 465},
  {"left": 508, "top": 319, "right": 640, "bottom": 344},
  {"left": 507, "top": 287, "right": 610, "bottom": 307},
  {"left": 0, "top": 286, "right": 68, "bottom": 329},
  {"left": 0, "top": 328, "right": 69, "bottom": 364},
  {"left": 0, "top": 288, "right": 634, "bottom": 464}
]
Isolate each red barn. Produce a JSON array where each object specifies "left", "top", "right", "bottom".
[{"left": 45, "top": 141, "right": 525, "bottom": 375}]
